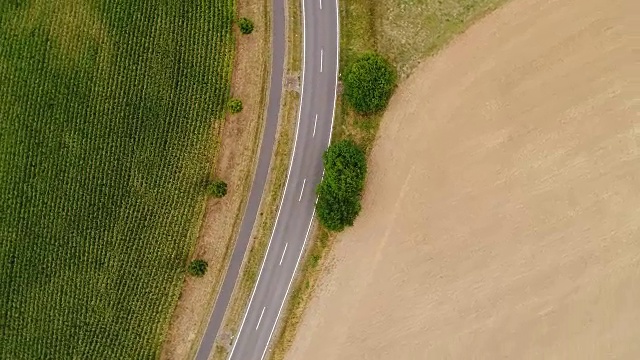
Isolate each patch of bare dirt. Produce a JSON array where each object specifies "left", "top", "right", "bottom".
[
  {"left": 288, "top": 0, "right": 640, "bottom": 358},
  {"left": 160, "top": 0, "right": 269, "bottom": 358}
]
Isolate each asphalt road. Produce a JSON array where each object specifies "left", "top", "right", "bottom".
[
  {"left": 194, "top": 0, "right": 338, "bottom": 358},
  {"left": 226, "top": 0, "right": 339, "bottom": 358}
]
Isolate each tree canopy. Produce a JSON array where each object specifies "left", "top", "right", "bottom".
[
  {"left": 237, "top": 18, "right": 254, "bottom": 35},
  {"left": 316, "top": 140, "right": 367, "bottom": 231},
  {"left": 343, "top": 52, "right": 397, "bottom": 115},
  {"left": 208, "top": 180, "right": 227, "bottom": 198},
  {"left": 188, "top": 259, "right": 208, "bottom": 277}
]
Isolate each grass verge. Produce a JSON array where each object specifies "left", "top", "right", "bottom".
[
  {"left": 286, "top": 0, "right": 302, "bottom": 74},
  {"left": 269, "top": 0, "right": 510, "bottom": 359}
]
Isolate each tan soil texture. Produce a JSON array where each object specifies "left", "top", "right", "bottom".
[{"left": 287, "top": 0, "right": 640, "bottom": 359}]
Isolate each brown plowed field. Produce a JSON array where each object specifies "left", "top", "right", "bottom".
[{"left": 287, "top": 0, "right": 640, "bottom": 358}]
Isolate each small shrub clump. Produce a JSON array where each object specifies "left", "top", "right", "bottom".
[
  {"left": 228, "top": 98, "right": 243, "bottom": 114},
  {"left": 188, "top": 259, "right": 208, "bottom": 277},
  {"left": 343, "top": 52, "right": 397, "bottom": 115},
  {"left": 237, "top": 18, "right": 254, "bottom": 35},
  {"left": 315, "top": 140, "right": 367, "bottom": 232},
  {"left": 208, "top": 180, "right": 228, "bottom": 198}
]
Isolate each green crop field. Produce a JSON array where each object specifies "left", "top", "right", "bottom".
[{"left": 0, "top": 0, "right": 234, "bottom": 358}]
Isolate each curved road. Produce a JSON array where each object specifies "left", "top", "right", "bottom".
[
  {"left": 228, "top": 0, "right": 339, "bottom": 357},
  {"left": 194, "top": 0, "right": 339, "bottom": 358}
]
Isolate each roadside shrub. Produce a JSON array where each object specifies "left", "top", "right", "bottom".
[
  {"left": 188, "top": 259, "right": 208, "bottom": 277},
  {"left": 228, "top": 98, "right": 243, "bottom": 113},
  {"left": 237, "top": 18, "right": 254, "bottom": 34},
  {"left": 208, "top": 180, "right": 228, "bottom": 198},
  {"left": 315, "top": 140, "right": 367, "bottom": 232},
  {"left": 343, "top": 52, "right": 397, "bottom": 115},
  {"left": 316, "top": 184, "right": 362, "bottom": 232}
]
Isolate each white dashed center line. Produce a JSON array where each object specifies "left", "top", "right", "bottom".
[
  {"left": 256, "top": 307, "right": 266, "bottom": 330},
  {"left": 279, "top": 243, "right": 288, "bottom": 265},
  {"left": 298, "top": 179, "right": 306, "bottom": 202},
  {"left": 313, "top": 114, "right": 318, "bottom": 137}
]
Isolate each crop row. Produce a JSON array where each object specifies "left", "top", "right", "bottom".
[{"left": 0, "top": 0, "right": 234, "bottom": 358}]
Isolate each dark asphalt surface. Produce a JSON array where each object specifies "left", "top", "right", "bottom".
[
  {"left": 194, "top": 0, "right": 338, "bottom": 358},
  {"left": 227, "top": 0, "right": 339, "bottom": 358},
  {"left": 193, "top": 0, "right": 287, "bottom": 358}
]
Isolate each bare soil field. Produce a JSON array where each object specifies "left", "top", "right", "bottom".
[{"left": 287, "top": 0, "right": 640, "bottom": 358}]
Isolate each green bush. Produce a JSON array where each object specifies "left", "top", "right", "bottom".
[
  {"left": 228, "top": 98, "right": 243, "bottom": 113},
  {"left": 315, "top": 140, "right": 367, "bottom": 231},
  {"left": 316, "top": 184, "right": 362, "bottom": 232},
  {"left": 237, "top": 18, "right": 254, "bottom": 35},
  {"left": 188, "top": 259, "right": 208, "bottom": 277},
  {"left": 208, "top": 180, "right": 228, "bottom": 198},
  {"left": 343, "top": 52, "right": 397, "bottom": 115}
]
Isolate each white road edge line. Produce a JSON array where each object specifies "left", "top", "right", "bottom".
[
  {"left": 226, "top": 0, "right": 311, "bottom": 357},
  {"left": 320, "top": 48, "right": 323, "bottom": 72},
  {"left": 313, "top": 114, "right": 318, "bottom": 137},
  {"left": 260, "top": 214, "right": 315, "bottom": 360},
  {"left": 298, "top": 179, "right": 306, "bottom": 201},
  {"left": 279, "top": 243, "right": 288, "bottom": 265},
  {"left": 256, "top": 307, "right": 266, "bottom": 330},
  {"left": 259, "top": 0, "right": 341, "bottom": 358}
]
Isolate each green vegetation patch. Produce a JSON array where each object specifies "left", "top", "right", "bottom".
[
  {"left": 316, "top": 140, "right": 367, "bottom": 232},
  {"left": 228, "top": 98, "right": 244, "bottom": 114},
  {"left": 188, "top": 259, "right": 209, "bottom": 277},
  {"left": 208, "top": 180, "right": 229, "bottom": 198},
  {"left": 237, "top": 17, "right": 255, "bottom": 35},
  {"left": 343, "top": 52, "right": 396, "bottom": 115},
  {"left": 341, "top": 0, "right": 508, "bottom": 79},
  {"left": 0, "top": 0, "right": 234, "bottom": 358}
]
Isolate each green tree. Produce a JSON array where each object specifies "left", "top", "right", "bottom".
[
  {"left": 343, "top": 52, "right": 397, "bottom": 115},
  {"left": 237, "top": 18, "right": 254, "bottom": 34},
  {"left": 228, "top": 98, "right": 243, "bottom": 114},
  {"left": 188, "top": 259, "right": 208, "bottom": 277},
  {"left": 315, "top": 140, "right": 367, "bottom": 232},
  {"left": 208, "top": 180, "right": 227, "bottom": 198},
  {"left": 316, "top": 182, "right": 362, "bottom": 232}
]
